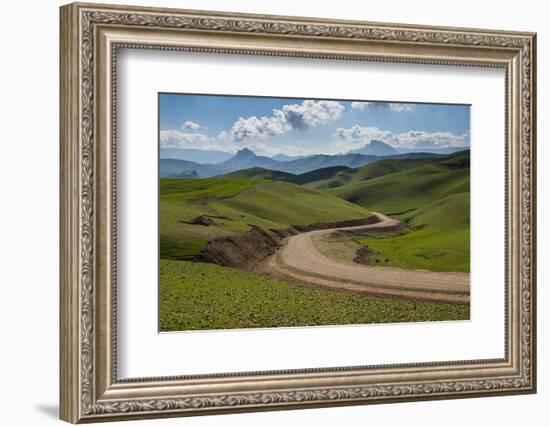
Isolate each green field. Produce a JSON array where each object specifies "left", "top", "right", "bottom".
[
  {"left": 310, "top": 152, "right": 471, "bottom": 273},
  {"left": 160, "top": 177, "right": 372, "bottom": 261},
  {"left": 406, "top": 192, "right": 470, "bottom": 228},
  {"left": 223, "top": 167, "right": 296, "bottom": 182},
  {"left": 353, "top": 192, "right": 470, "bottom": 272},
  {"left": 306, "top": 157, "right": 437, "bottom": 190},
  {"left": 160, "top": 153, "right": 470, "bottom": 267},
  {"left": 159, "top": 259, "right": 470, "bottom": 331},
  {"left": 327, "top": 151, "right": 470, "bottom": 216},
  {"left": 354, "top": 227, "right": 469, "bottom": 272}
]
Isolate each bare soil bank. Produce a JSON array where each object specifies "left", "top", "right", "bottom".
[{"left": 198, "top": 216, "right": 381, "bottom": 270}]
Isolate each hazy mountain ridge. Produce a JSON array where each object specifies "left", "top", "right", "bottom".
[
  {"left": 160, "top": 140, "right": 468, "bottom": 165},
  {"left": 159, "top": 158, "right": 218, "bottom": 178},
  {"left": 225, "top": 165, "right": 353, "bottom": 185},
  {"left": 160, "top": 148, "right": 233, "bottom": 164},
  {"left": 348, "top": 140, "right": 399, "bottom": 156},
  {"left": 217, "top": 148, "right": 281, "bottom": 171},
  {"left": 160, "top": 146, "right": 451, "bottom": 178},
  {"left": 271, "top": 153, "right": 306, "bottom": 162},
  {"left": 396, "top": 146, "right": 469, "bottom": 155}
]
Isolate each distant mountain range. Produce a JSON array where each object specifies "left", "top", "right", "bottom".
[
  {"left": 160, "top": 146, "right": 447, "bottom": 178},
  {"left": 160, "top": 148, "right": 233, "bottom": 164},
  {"left": 226, "top": 150, "right": 470, "bottom": 193},
  {"left": 348, "top": 140, "right": 400, "bottom": 156},
  {"left": 160, "top": 140, "right": 468, "bottom": 169},
  {"left": 159, "top": 159, "right": 215, "bottom": 178},
  {"left": 217, "top": 148, "right": 280, "bottom": 171},
  {"left": 396, "top": 146, "right": 469, "bottom": 155},
  {"left": 271, "top": 153, "right": 305, "bottom": 162}
]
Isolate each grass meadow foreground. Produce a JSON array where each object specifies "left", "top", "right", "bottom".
[{"left": 159, "top": 259, "right": 470, "bottom": 331}]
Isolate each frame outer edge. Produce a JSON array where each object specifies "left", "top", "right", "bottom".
[
  {"left": 59, "top": 2, "right": 537, "bottom": 422},
  {"left": 60, "top": 3, "right": 81, "bottom": 424},
  {"left": 529, "top": 33, "right": 537, "bottom": 393},
  {"left": 68, "top": 1, "right": 537, "bottom": 37}
]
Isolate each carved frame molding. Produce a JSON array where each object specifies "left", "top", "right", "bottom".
[{"left": 60, "top": 2, "right": 536, "bottom": 423}]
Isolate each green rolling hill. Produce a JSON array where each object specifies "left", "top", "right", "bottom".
[
  {"left": 160, "top": 151, "right": 470, "bottom": 271},
  {"left": 160, "top": 177, "right": 372, "bottom": 260},
  {"left": 223, "top": 165, "right": 352, "bottom": 185},
  {"left": 158, "top": 150, "right": 471, "bottom": 333},
  {"left": 305, "top": 157, "right": 438, "bottom": 190},
  {"left": 406, "top": 192, "right": 470, "bottom": 229},
  {"left": 319, "top": 151, "right": 471, "bottom": 272},
  {"left": 327, "top": 151, "right": 470, "bottom": 216},
  {"left": 353, "top": 192, "right": 470, "bottom": 272},
  {"left": 222, "top": 152, "right": 465, "bottom": 196},
  {"left": 222, "top": 167, "right": 296, "bottom": 182}
]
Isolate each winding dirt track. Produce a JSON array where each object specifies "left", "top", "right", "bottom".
[{"left": 261, "top": 213, "right": 470, "bottom": 304}]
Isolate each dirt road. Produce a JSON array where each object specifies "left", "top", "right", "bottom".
[{"left": 261, "top": 213, "right": 470, "bottom": 304}]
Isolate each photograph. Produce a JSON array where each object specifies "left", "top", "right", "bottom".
[{"left": 158, "top": 94, "right": 471, "bottom": 331}]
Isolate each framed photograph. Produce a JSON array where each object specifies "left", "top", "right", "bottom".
[{"left": 60, "top": 2, "right": 537, "bottom": 423}]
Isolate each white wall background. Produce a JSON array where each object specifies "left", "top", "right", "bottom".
[{"left": 0, "top": 0, "right": 545, "bottom": 426}]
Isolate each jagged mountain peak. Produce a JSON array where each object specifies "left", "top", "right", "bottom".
[
  {"left": 350, "top": 140, "right": 399, "bottom": 156},
  {"left": 234, "top": 147, "right": 257, "bottom": 158}
]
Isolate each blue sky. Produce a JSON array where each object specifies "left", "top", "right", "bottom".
[{"left": 159, "top": 93, "right": 470, "bottom": 156}]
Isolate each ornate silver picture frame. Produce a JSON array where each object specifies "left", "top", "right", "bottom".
[{"left": 60, "top": 2, "right": 536, "bottom": 423}]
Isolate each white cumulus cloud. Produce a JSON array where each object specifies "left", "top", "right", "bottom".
[
  {"left": 351, "top": 102, "right": 413, "bottom": 112},
  {"left": 333, "top": 125, "right": 469, "bottom": 151},
  {"left": 159, "top": 128, "right": 318, "bottom": 157},
  {"left": 350, "top": 102, "right": 373, "bottom": 111},
  {"left": 230, "top": 110, "right": 289, "bottom": 142},
  {"left": 388, "top": 103, "right": 413, "bottom": 112},
  {"left": 281, "top": 100, "right": 344, "bottom": 129},
  {"left": 160, "top": 130, "right": 212, "bottom": 149},
  {"left": 396, "top": 130, "right": 469, "bottom": 147},
  {"left": 216, "top": 130, "right": 230, "bottom": 141},
  {"left": 182, "top": 120, "right": 201, "bottom": 130},
  {"left": 228, "top": 100, "right": 344, "bottom": 142}
]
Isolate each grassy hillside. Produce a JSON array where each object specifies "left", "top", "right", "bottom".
[
  {"left": 406, "top": 192, "right": 470, "bottom": 229},
  {"left": 290, "top": 166, "right": 352, "bottom": 184},
  {"left": 328, "top": 151, "right": 470, "bottom": 216},
  {"left": 160, "top": 259, "right": 469, "bottom": 331},
  {"left": 354, "top": 192, "right": 470, "bottom": 272},
  {"left": 313, "top": 151, "right": 471, "bottom": 273},
  {"left": 224, "top": 165, "right": 351, "bottom": 185},
  {"left": 354, "top": 227, "right": 469, "bottom": 272},
  {"left": 160, "top": 177, "right": 372, "bottom": 260},
  {"left": 160, "top": 151, "right": 470, "bottom": 271},
  {"left": 306, "top": 157, "right": 437, "bottom": 190},
  {"left": 223, "top": 167, "right": 295, "bottom": 182}
]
